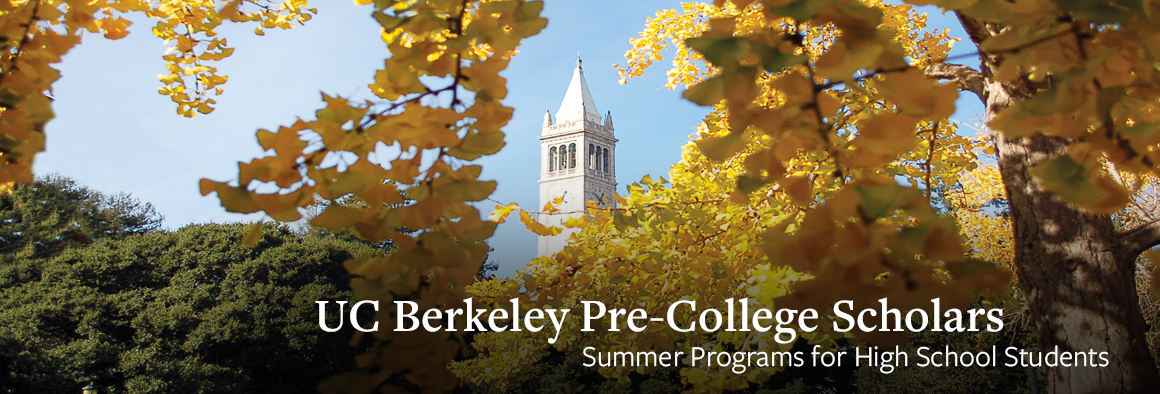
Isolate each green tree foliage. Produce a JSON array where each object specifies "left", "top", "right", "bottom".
[
  {"left": 0, "top": 222, "right": 377, "bottom": 393},
  {"left": 0, "top": 174, "right": 161, "bottom": 257}
]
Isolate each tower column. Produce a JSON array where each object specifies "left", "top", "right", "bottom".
[{"left": 538, "top": 57, "right": 619, "bottom": 256}]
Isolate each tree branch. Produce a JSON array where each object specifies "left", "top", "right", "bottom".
[
  {"left": 955, "top": 12, "right": 997, "bottom": 49},
  {"left": 925, "top": 62, "right": 985, "bottom": 103},
  {"left": 1120, "top": 219, "right": 1160, "bottom": 256}
]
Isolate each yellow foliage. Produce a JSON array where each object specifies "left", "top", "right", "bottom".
[
  {"left": 10, "top": 0, "right": 1160, "bottom": 392},
  {"left": 483, "top": 0, "right": 1160, "bottom": 387},
  {"left": 195, "top": 1, "right": 548, "bottom": 392},
  {"left": 459, "top": 0, "right": 1022, "bottom": 390},
  {"left": 945, "top": 163, "right": 1013, "bottom": 267},
  {"left": 0, "top": 0, "right": 316, "bottom": 188}
]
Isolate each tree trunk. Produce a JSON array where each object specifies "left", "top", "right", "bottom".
[{"left": 958, "top": 15, "right": 1160, "bottom": 393}]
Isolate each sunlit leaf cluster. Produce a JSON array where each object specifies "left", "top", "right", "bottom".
[
  {"left": 198, "top": 0, "right": 547, "bottom": 391},
  {"left": 0, "top": 0, "right": 314, "bottom": 185}
]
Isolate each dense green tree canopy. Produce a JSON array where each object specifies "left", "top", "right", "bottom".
[
  {"left": 0, "top": 174, "right": 161, "bottom": 258},
  {"left": 0, "top": 195, "right": 377, "bottom": 393}
]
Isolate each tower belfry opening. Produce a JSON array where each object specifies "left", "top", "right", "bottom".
[{"left": 537, "top": 57, "right": 618, "bottom": 256}]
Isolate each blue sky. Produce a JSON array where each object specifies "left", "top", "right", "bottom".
[{"left": 36, "top": 1, "right": 982, "bottom": 276}]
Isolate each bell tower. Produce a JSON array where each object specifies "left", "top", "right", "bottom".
[{"left": 538, "top": 57, "right": 617, "bottom": 256}]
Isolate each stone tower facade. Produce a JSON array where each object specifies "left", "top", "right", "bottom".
[{"left": 538, "top": 58, "right": 617, "bottom": 256}]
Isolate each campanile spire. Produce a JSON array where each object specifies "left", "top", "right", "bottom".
[{"left": 554, "top": 56, "right": 601, "bottom": 125}]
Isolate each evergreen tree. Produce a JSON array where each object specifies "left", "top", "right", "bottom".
[
  {"left": 0, "top": 174, "right": 161, "bottom": 258},
  {"left": 0, "top": 223, "right": 377, "bottom": 393}
]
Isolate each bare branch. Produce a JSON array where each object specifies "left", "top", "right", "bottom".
[
  {"left": 925, "top": 62, "right": 985, "bottom": 103},
  {"left": 1121, "top": 219, "right": 1160, "bottom": 256}
]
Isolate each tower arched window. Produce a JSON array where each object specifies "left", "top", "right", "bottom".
[
  {"left": 558, "top": 144, "right": 567, "bottom": 170},
  {"left": 568, "top": 143, "right": 576, "bottom": 168},
  {"left": 595, "top": 147, "right": 603, "bottom": 172},
  {"left": 549, "top": 147, "right": 557, "bottom": 172},
  {"left": 588, "top": 144, "right": 595, "bottom": 169},
  {"left": 603, "top": 147, "right": 610, "bottom": 173}
]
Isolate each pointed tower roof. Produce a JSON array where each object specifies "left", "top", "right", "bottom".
[{"left": 554, "top": 57, "right": 601, "bottom": 124}]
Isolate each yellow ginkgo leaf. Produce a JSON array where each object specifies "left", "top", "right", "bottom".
[{"left": 242, "top": 222, "right": 263, "bottom": 246}]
